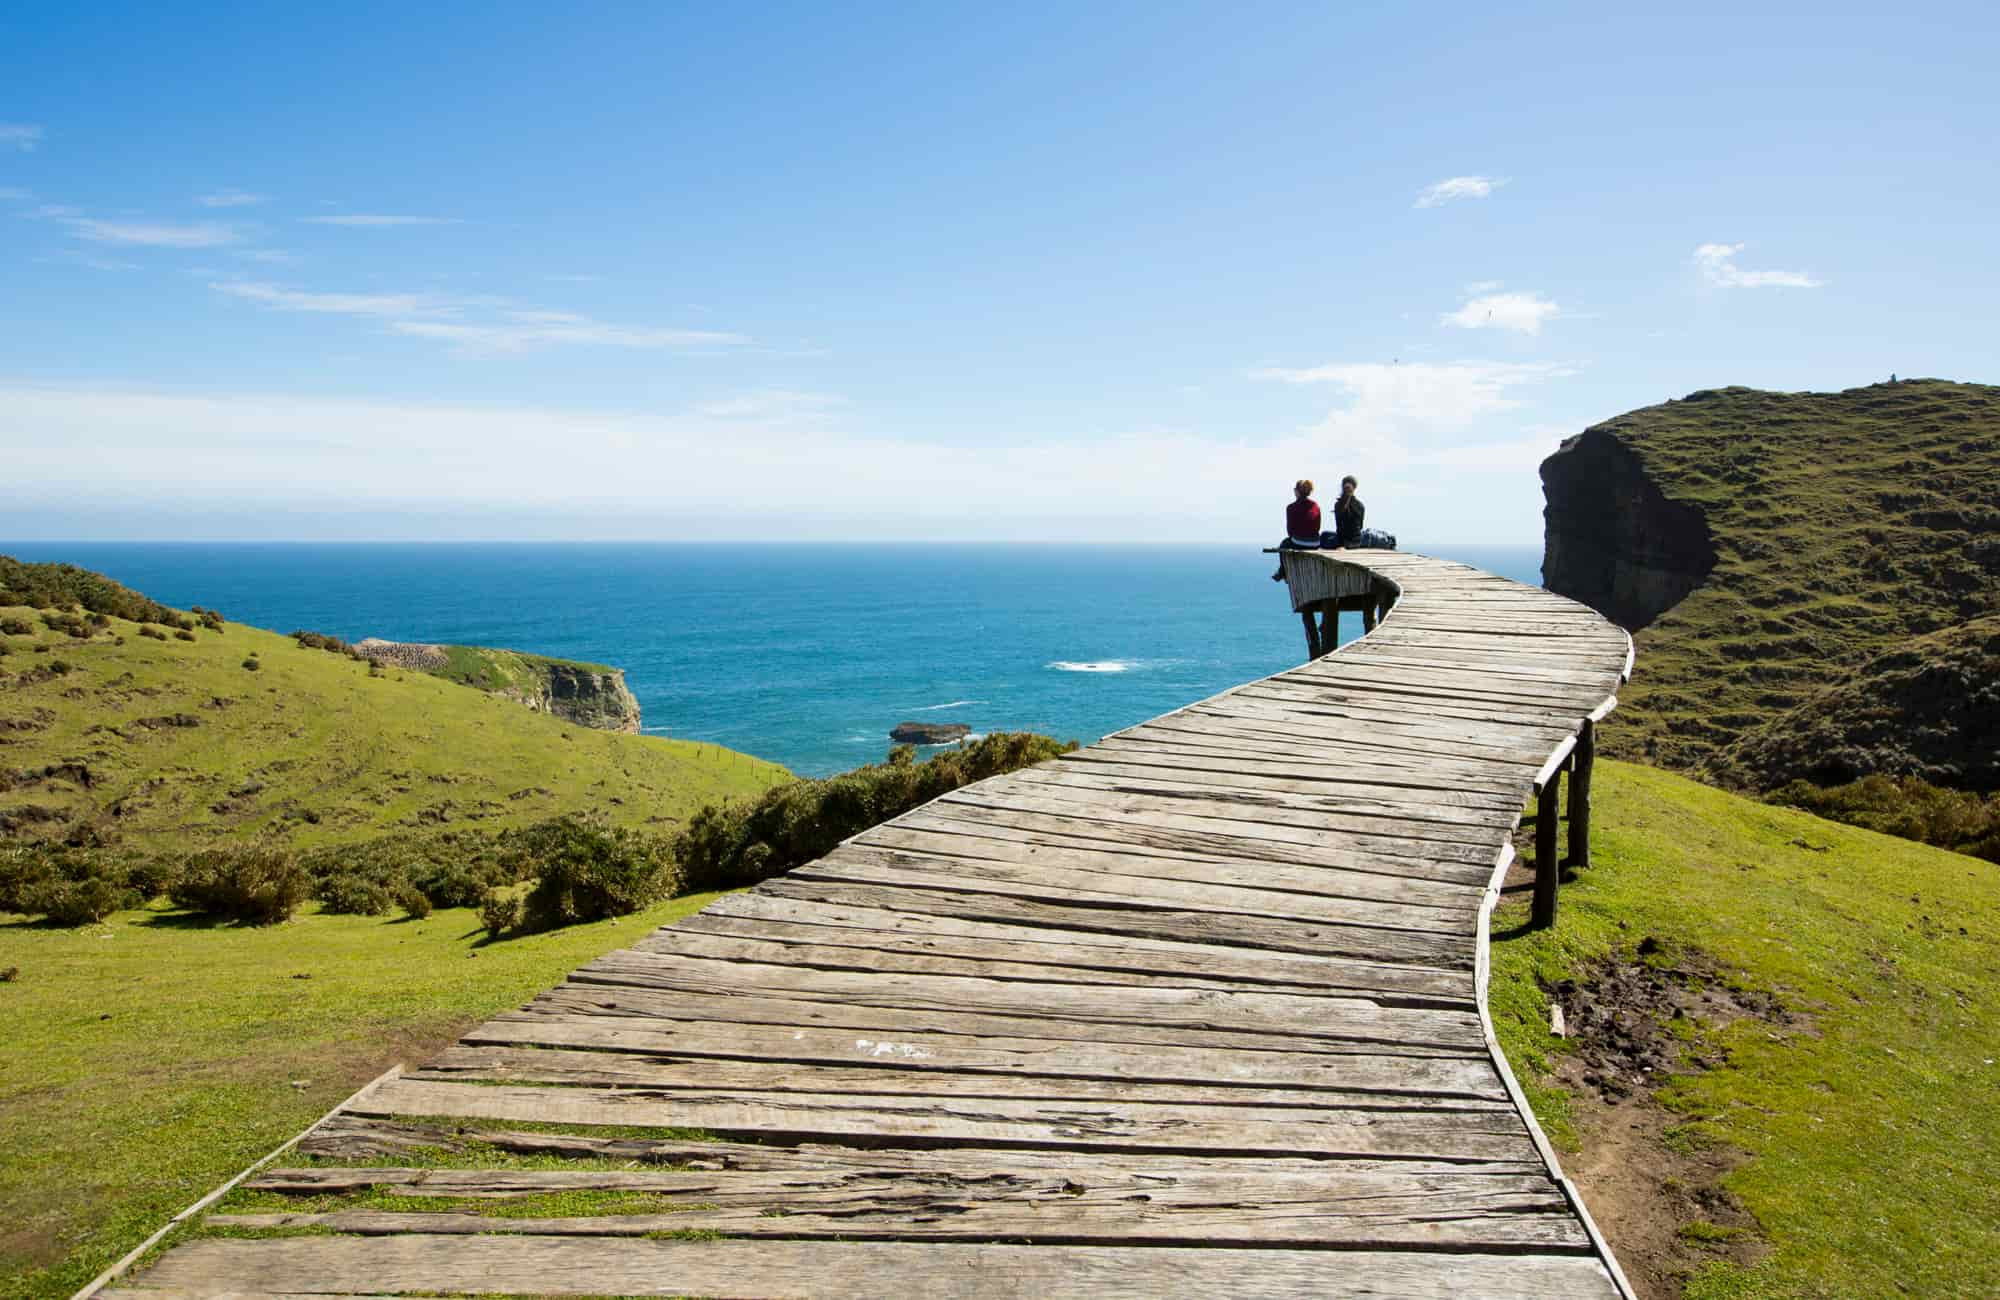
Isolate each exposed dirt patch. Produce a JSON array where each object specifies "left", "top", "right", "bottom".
[{"left": 1542, "top": 939, "right": 1796, "bottom": 1298}]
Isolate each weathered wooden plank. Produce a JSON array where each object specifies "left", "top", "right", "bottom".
[
  {"left": 758, "top": 871, "right": 1473, "bottom": 968},
  {"left": 676, "top": 892, "right": 1474, "bottom": 996},
  {"left": 209, "top": 1193, "right": 1588, "bottom": 1248},
  {"left": 132, "top": 1237, "right": 1622, "bottom": 1299},
  {"left": 352, "top": 1079, "right": 1537, "bottom": 1160},
  {"left": 556, "top": 954, "right": 1485, "bottom": 1049},
  {"left": 409, "top": 1045, "right": 1514, "bottom": 1111},
  {"left": 845, "top": 825, "right": 1480, "bottom": 909},
  {"left": 1055, "top": 754, "right": 1522, "bottom": 810},
  {"left": 891, "top": 805, "right": 1500, "bottom": 875},
  {"left": 793, "top": 844, "right": 1476, "bottom": 936},
  {"left": 1008, "top": 764, "right": 1511, "bottom": 828}
]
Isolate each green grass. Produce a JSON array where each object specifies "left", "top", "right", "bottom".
[
  {"left": 1491, "top": 759, "right": 2000, "bottom": 1298},
  {"left": 1575, "top": 380, "right": 2000, "bottom": 787},
  {"left": 0, "top": 889, "right": 726, "bottom": 1299},
  {"left": 0, "top": 606, "right": 787, "bottom": 850}
]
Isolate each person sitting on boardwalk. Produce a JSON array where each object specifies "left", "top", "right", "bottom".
[
  {"left": 1270, "top": 479, "right": 1322, "bottom": 580},
  {"left": 1328, "top": 475, "right": 1365, "bottom": 548}
]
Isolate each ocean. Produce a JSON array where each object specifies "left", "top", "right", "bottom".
[{"left": 3, "top": 543, "right": 1542, "bottom": 777}]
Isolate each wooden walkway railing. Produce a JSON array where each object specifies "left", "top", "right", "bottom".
[{"left": 109, "top": 550, "right": 1635, "bottom": 1299}]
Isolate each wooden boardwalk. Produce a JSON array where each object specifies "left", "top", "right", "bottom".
[{"left": 111, "top": 551, "right": 1635, "bottom": 1299}]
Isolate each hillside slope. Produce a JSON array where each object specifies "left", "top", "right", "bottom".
[
  {"left": 1540, "top": 379, "right": 2000, "bottom": 785},
  {"left": 0, "top": 604, "right": 786, "bottom": 853}
]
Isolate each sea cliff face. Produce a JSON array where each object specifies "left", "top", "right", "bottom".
[
  {"left": 356, "top": 639, "right": 642, "bottom": 734},
  {"left": 1540, "top": 427, "right": 1717, "bottom": 631}
]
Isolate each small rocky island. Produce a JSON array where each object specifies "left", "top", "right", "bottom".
[{"left": 890, "top": 721, "right": 971, "bottom": 745}]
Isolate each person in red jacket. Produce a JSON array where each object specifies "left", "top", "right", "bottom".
[{"left": 1271, "top": 479, "right": 1321, "bottom": 580}]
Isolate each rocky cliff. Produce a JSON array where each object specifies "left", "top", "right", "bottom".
[
  {"left": 1541, "top": 428, "right": 1717, "bottom": 630},
  {"left": 356, "top": 639, "right": 642, "bottom": 734},
  {"left": 1538, "top": 380, "right": 2000, "bottom": 786}
]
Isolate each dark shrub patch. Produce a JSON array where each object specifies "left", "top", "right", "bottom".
[
  {"left": 241, "top": 657, "right": 261, "bottom": 672},
  {"left": 0, "top": 846, "right": 139, "bottom": 925},
  {"left": 174, "top": 629, "right": 197, "bottom": 642},
  {"left": 517, "top": 814, "right": 681, "bottom": 929},
  {"left": 171, "top": 846, "right": 308, "bottom": 924},
  {"left": 676, "top": 732, "right": 1074, "bottom": 892},
  {"left": 479, "top": 887, "right": 523, "bottom": 936},
  {"left": 0, "top": 617, "right": 32, "bottom": 636},
  {"left": 315, "top": 873, "right": 396, "bottom": 916},
  {"left": 1769, "top": 774, "right": 2000, "bottom": 864}
]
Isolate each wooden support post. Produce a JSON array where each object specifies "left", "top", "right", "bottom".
[
  {"left": 1359, "top": 592, "right": 1377, "bottom": 634},
  {"left": 1299, "top": 609, "right": 1320, "bottom": 659},
  {"left": 1533, "top": 771, "right": 1561, "bottom": 929},
  {"left": 1567, "top": 718, "right": 1595, "bottom": 868},
  {"left": 1318, "top": 602, "right": 1338, "bottom": 651}
]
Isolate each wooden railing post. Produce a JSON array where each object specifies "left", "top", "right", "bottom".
[
  {"left": 1299, "top": 608, "right": 1321, "bottom": 659},
  {"left": 1533, "top": 770, "right": 1561, "bottom": 929},
  {"left": 1567, "top": 718, "right": 1595, "bottom": 869}
]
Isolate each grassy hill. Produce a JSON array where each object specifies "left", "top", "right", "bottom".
[
  {"left": 0, "top": 601, "right": 785, "bottom": 855},
  {"left": 1541, "top": 380, "right": 2000, "bottom": 794},
  {"left": 1493, "top": 759, "right": 2000, "bottom": 1299}
]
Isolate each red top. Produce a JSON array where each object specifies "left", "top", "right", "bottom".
[{"left": 1285, "top": 498, "right": 1321, "bottom": 541}]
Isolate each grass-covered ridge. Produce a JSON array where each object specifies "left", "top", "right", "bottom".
[
  {"left": 0, "top": 597, "right": 786, "bottom": 853},
  {"left": 0, "top": 890, "right": 728, "bottom": 1300},
  {"left": 1492, "top": 759, "right": 2000, "bottom": 1298},
  {"left": 1571, "top": 380, "right": 1999, "bottom": 790}
]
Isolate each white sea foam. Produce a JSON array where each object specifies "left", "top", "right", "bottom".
[
  {"left": 1047, "top": 660, "right": 1134, "bottom": 673},
  {"left": 915, "top": 699, "right": 982, "bottom": 711}
]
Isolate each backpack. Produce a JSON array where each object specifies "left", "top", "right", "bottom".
[{"left": 1355, "top": 528, "right": 1397, "bottom": 550}]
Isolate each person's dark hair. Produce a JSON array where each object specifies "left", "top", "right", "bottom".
[{"left": 1341, "top": 475, "right": 1358, "bottom": 491}]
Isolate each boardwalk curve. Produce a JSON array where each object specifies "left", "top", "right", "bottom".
[{"left": 110, "top": 551, "right": 1635, "bottom": 1299}]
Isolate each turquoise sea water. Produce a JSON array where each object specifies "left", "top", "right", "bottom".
[{"left": 3, "top": 543, "right": 1541, "bottom": 777}]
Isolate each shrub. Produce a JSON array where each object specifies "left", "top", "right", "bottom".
[
  {"left": 138, "top": 625, "right": 167, "bottom": 641},
  {"left": 0, "top": 617, "right": 31, "bottom": 636},
  {"left": 241, "top": 657, "right": 261, "bottom": 672},
  {"left": 0, "top": 846, "right": 138, "bottom": 925},
  {"left": 675, "top": 731, "right": 1075, "bottom": 892},
  {"left": 48, "top": 659, "right": 72, "bottom": 675},
  {"left": 1769, "top": 774, "right": 2000, "bottom": 864},
  {"left": 396, "top": 883, "right": 434, "bottom": 920},
  {"left": 174, "top": 629, "right": 197, "bottom": 642},
  {"left": 479, "top": 887, "right": 523, "bottom": 936},
  {"left": 316, "top": 873, "right": 396, "bottom": 916},
  {"left": 0, "top": 557, "right": 185, "bottom": 625},
  {"left": 124, "top": 855, "right": 184, "bottom": 900},
  {"left": 171, "top": 846, "right": 308, "bottom": 923},
  {"left": 516, "top": 814, "right": 681, "bottom": 929}
]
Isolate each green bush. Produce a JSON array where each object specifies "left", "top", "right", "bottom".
[
  {"left": 0, "top": 616, "right": 31, "bottom": 636},
  {"left": 170, "top": 846, "right": 308, "bottom": 924},
  {"left": 1769, "top": 774, "right": 2000, "bottom": 864},
  {"left": 174, "top": 629, "right": 197, "bottom": 642},
  {"left": 478, "top": 887, "right": 523, "bottom": 936},
  {"left": 515, "top": 814, "right": 681, "bottom": 929},
  {"left": 241, "top": 657, "right": 261, "bottom": 672},
  {"left": 675, "top": 731, "right": 1075, "bottom": 892},
  {"left": 137, "top": 625, "right": 167, "bottom": 641},
  {"left": 395, "top": 883, "right": 433, "bottom": 920},
  {"left": 315, "top": 874, "right": 396, "bottom": 916},
  {"left": 124, "top": 855, "right": 184, "bottom": 900},
  {"left": 0, "top": 556, "right": 185, "bottom": 625},
  {"left": 0, "top": 846, "right": 138, "bottom": 925}
]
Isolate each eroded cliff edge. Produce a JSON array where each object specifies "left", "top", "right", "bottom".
[
  {"left": 357, "top": 639, "right": 642, "bottom": 734},
  {"left": 1541, "top": 428, "right": 1717, "bottom": 631},
  {"left": 1537, "top": 380, "right": 2000, "bottom": 788}
]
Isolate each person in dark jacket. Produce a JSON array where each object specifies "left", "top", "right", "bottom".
[
  {"left": 1270, "top": 479, "right": 1321, "bottom": 580},
  {"left": 1330, "top": 476, "right": 1364, "bottom": 548}
]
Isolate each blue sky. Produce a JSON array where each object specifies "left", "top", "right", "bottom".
[{"left": 3, "top": 2, "right": 1994, "bottom": 543}]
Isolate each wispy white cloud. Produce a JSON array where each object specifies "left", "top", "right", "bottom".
[
  {"left": 210, "top": 280, "right": 448, "bottom": 317},
  {"left": 695, "top": 389, "right": 849, "bottom": 420},
  {"left": 1442, "top": 289, "right": 1561, "bottom": 335},
  {"left": 1415, "top": 175, "right": 1505, "bottom": 208},
  {"left": 238, "top": 249, "right": 296, "bottom": 264},
  {"left": 1693, "top": 242, "right": 1822, "bottom": 289},
  {"left": 301, "top": 214, "right": 462, "bottom": 227},
  {"left": 197, "top": 188, "right": 266, "bottom": 208},
  {"left": 67, "top": 218, "right": 240, "bottom": 248},
  {"left": 0, "top": 124, "right": 44, "bottom": 151},
  {"left": 392, "top": 316, "right": 747, "bottom": 353},
  {"left": 1252, "top": 359, "right": 1573, "bottom": 443},
  {"left": 210, "top": 277, "right": 749, "bottom": 353}
]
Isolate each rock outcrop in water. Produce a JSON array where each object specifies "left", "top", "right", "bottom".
[
  {"left": 1540, "top": 427, "right": 1717, "bottom": 631},
  {"left": 890, "top": 721, "right": 971, "bottom": 745}
]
